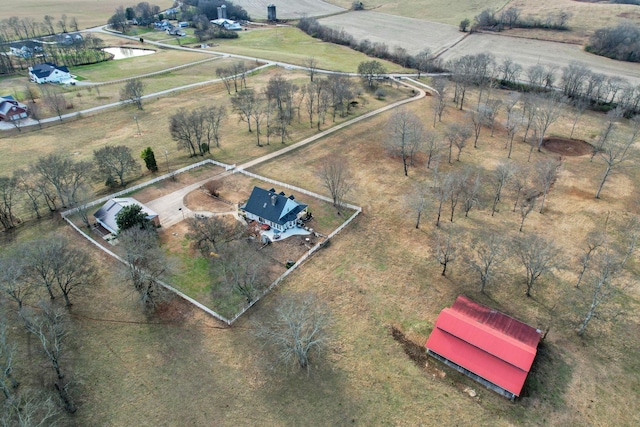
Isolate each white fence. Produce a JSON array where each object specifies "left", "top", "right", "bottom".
[{"left": 62, "top": 162, "right": 361, "bottom": 326}]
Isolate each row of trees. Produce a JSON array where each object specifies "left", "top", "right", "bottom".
[
  {"left": 297, "top": 17, "right": 444, "bottom": 73},
  {"left": 468, "top": 7, "right": 572, "bottom": 32},
  {"left": 0, "top": 144, "right": 154, "bottom": 231},
  {"left": 0, "top": 235, "right": 99, "bottom": 420},
  {"left": 108, "top": 2, "right": 162, "bottom": 32},
  {"left": 0, "top": 14, "right": 79, "bottom": 42},
  {"left": 429, "top": 213, "right": 637, "bottom": 337}
]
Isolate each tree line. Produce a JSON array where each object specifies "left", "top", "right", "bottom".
[
  {"left": 297, "top": 17, "right": 444, "bottom": 73},
  {"left": 467, "top": 7, "right": 572, "bottom": 32}
]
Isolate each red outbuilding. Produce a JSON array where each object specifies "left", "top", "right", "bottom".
[{"left": 425, "top": 296, "right": 541, "bottom": 400}]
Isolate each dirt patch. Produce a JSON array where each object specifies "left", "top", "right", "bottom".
[
  {"left": 184, "top": 189, "right": 235, "bottom": 213},
  {"left": 542, "top": 137, "right": 593, "bottom": 156},
  {"left": 391, "top": 326, "right": 429, "bottom": 368}
]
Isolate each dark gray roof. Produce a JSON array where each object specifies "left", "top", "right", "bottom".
[
  {"left": 242, "top": 186, "right": 307, "bottom": 226},
  {"left": 30, "top": 62, "right": 69, "bottom": 79},
  {"left": 93, "top": 197, "right": 158, "bottom": 234}
]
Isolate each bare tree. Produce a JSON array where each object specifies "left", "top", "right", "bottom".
[
  {"left": 445, "top": 123, "right": 472, "bottom": 163},
  {"left": 434, "top": 227, "right": 457, "bottom": 276},
  {"left": 491, "top": 161, "right": 514, "bottom": 216},
  {"left": 424, "top": 131, "right": 442, "bottom": 169},
  {"left": 406, "top": 182, "right": 429, "bottom": 229},
  {"left": 255, "top": 293, "right": 330, "bottom": 371},
  {"left": 591, "top": 106, "right": 623, "bottom": 161},
  {"left": 483, "top": 98, "right": 502, "bottom": 137},
  {"left": 534, "top": 93, "right": 564, "bottom": 151},
  {"left": 39, "top": 85, "right": 66, "bottom": 121},
  {"left": 203, "top": 105, "right": 226, "bottom": 149},
  {"left": 470, "top": 110, "right": 484, "bottom": 149},
  {"left": 0, "top": 254, "right": 33, "bottom": 310},
  {"left": 432, "top": 166, "right": 451, "bottom": 227},
  {"left": 21, "top": 302, "right": 76, "bottom": 413},
  {"left": 318, "top": 155, "right": 353, "bottom": 209},
  {"left": 575, "top": 228, "right": 607, "bottom": 289},
  {"left": 575, "top": 233, "right": 634, "bottom": 336},
  {"left": 119, "top": 228, "right": 171, "bottom": 313},
  {"left": 570, "top": 97, "right": 589, "bottom": 139},
  {"left": 431, "top": 77, "right": 448, "bottom": 127},
  {"left": 94, "top": 145, "right": 140, "bottom": 188},
  {"left": 515, "top": 234, "right": 560, "bottom": 297},
  {"left": 0, "top": 322, "right": 19, "bottom": 400},
  {"left": 461, "top": 168, "right": 482, "bottom": 218},
  {"left": 447, "top": 171, "right": 465, "bottom": 222},
  {"left": 218, "top": 243, "right": 267, "bottom": 304},
  {"left": 510, "top": 164, "right": 530, "bottom": 212},
  {"left": 231, "top": 88, "right": 256, "bottom": 133},
  {"left": 302, "top": 82, "right": 317, "bottom": 128},
  {"left": 535, "top": 158, "right": 561, "bottom": 213},
  {"left": 594, "top": 119, "right": 638, "bottom": 199},
  {"left": 386, "top": 108, "right": 424, "bottom": 176},
  {"left": 0, "top": 176, "right": 19, "bottom": 231},
  {"left": 467, "top": 234, "right": 505, "bottom": 293},
  {"left": 120, "top": 79, "right": 145, "bottom": 110},
  {"left": 32, "top": 154, "right": 93, "bottom": 208},
  {"left": 185, "top": 215, "right": 245, "bottom": 255},
  {"left": 303, "top": 56, "right": 318, "bottom": 82},
  {"left": 518, "top": 189, "right": 538, "bottom": 232},
  {"left": 170, "top": 108, "right": 205, "bottom": 157}
]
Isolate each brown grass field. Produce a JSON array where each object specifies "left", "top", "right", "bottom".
[
  {"left": 0, "top": 0, "right": 174, "bottom": 31},
  {"left": 5, "top": 78, "right": 639, "bottom": 426},
  {"left": 1, "top": 2, "right": 640, "bottom": 425}
]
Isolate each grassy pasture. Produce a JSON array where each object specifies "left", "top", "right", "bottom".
[
  {"left": 0, "top": 0, "right": 174, "bottom": 31},
  {"left": 209, "top": 26, "right": 411, "bottom": 73},
  {"left": 1, "top": 78, "right": 639, "bottom": 426}
]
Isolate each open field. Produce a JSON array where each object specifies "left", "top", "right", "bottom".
[
  {"left": 0, "top": 67, "right": 413, "bottom": 194},
  {"left": 29, "top": 84, "right": 637, "bottom": 426},
  {"left": 506, "top": 0, "right": 640, "bottom": 43},
  {"left": 235, "top": 0, "right": 345, "bottom": 20},
  {"left": 2, "top": 6, "right": 640, "bottom": 425},
  {"left": 441, "top": 32, "right": 640, "bottom": 87},
  {"left": 0, "top": 0, "right": 174, "bottom": 31},
  {"left": 327, "top": 0, "right": 509, "bottom": 25},
  {"left": 319, "top": 11, "right": 464, "bottom": 56},
  {"left": 210, "top": 26, "right": 411, "bottom": 73}
]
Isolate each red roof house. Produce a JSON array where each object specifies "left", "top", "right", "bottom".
[{"left": 425, "top": 296, "right": 541, "bottom": 400}]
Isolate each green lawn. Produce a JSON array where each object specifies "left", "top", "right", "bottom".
[{"left": 211, "top": 26, "right": 411, "bottom": 73}]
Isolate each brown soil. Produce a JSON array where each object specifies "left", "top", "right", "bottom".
[
  {"left": 184, "top": 189, "right": 235, "bottom": 213},
  {"left": 542, "top": 137, "right": 593, "bottom": 156}
]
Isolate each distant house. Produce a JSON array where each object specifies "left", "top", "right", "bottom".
[
  {"left": 425, "top": 295, "right": 542, "bottom": 400},
  {"left": 240, "top": 187, "right": 307, "bottom": 232},
  {"left": 93, "top": 197, "right": 160, "bottom": 234},
  {"left": 0, "top": 96, "right": 28, "bottom": 121},
  {"left": 9, "top": 40, "right": 44, "bottom": 59},
  {"left": 166, "top": 27, "right": 186, "bottom": 36},
  {"left": 28, "top": 62, "right": 71, "bottom": 84},
  {"left": 55, "top": 32, "right": 83, "bottom": 45},
  {"left": 210, "top": 18, "right": 242, "bottom": 31}
]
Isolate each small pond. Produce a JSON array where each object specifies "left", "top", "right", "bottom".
[{"left": 102, "top": 47, "right": 156, "bottom": 60}]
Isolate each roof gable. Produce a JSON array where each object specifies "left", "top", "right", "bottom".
[
  {"left": 242, "top": 186, "right": 307, "bottom": 226},
  {"left": 94, "top": 197, "right": 158, "bottom": 233},
  {"left": 425, "top": 296, "right": 541, "bottom": 397}
]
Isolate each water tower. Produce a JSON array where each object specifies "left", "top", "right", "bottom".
[{"left": 267, "top": 4, "right": 277, "bottom": 22}]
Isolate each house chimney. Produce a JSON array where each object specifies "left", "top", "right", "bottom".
[
  {"left": 271, "top": 195, "right": 277, "bottom": 206},
  {"left": 221, "top": 4, "right": 227, "bottom": 19}
]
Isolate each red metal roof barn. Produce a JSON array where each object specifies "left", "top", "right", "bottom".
[{"left": 425, "top": 296, "right": 541, "bottom": 400}]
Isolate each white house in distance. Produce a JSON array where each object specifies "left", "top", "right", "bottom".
[
  {"left": 28, "top": 62, "right": 71, "bottom": 84},
  {"left": 240, "top": 187, "right": 307, "bottom": 232},
  {"left": 93, "top": 197, "right": 159, "bottom": 234}
]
